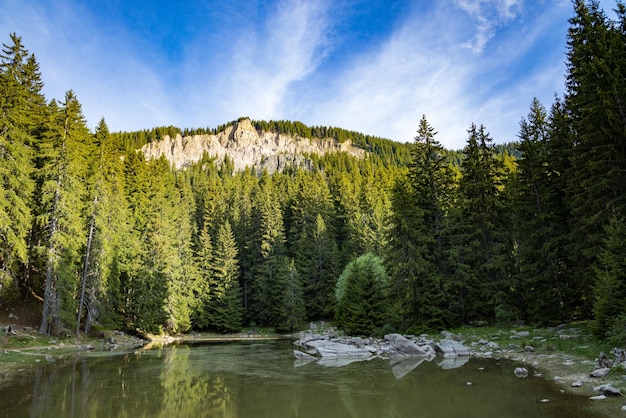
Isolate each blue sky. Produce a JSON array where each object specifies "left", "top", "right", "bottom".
[{"left": 0, "top": 0, "right": 620, "bottom": 149}]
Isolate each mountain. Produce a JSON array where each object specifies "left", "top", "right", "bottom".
[{"left": 140, "top": 118, "right": 366, "bottom": 172}]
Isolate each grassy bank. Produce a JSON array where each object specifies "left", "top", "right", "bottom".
[{"left": 447, "top": 322, "right": 625, "bottom": 417}]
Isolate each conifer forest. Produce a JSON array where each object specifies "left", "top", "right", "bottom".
[{"left": 1, "top": 0, "right": 625, "bottom": 343}]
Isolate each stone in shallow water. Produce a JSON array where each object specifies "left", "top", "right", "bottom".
[{"left": 514, "top": 367, "right": 529, "bottom": 377}]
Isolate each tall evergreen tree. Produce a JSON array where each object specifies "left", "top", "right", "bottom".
[
  {"left": 272, "top": 259, "right": 305, "bottom": 332},
  {"left": 248, "top": 172, "right": 289, "bottom": 325},
  {"left": 0, "top": 34, "right": 42, "bottom": 299},
  {"left": 288, "top": 171, "right": 338, "bottom": 320},
  {"left": 205, "top": 221, "right": 243, "bottom": 332},
  {"left": 387, "top": 116, "right": 453, "bottom": 332},
  {"left": 449, "top": 123, "right": 510, "bottom": 324},
  {"left": 38, "top": 91, "right": 92, "bottom": 333},
  {"left": 592, "top": 212, "right": 626, "bottom": 340},
  {"left": 565, "top": 0, "right": 626, "bottom": 317}
]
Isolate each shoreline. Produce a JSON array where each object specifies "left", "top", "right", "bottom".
[{"left": 1, "top": 325, "right": 624, "bottom": 416}]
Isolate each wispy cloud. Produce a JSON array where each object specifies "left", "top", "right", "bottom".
[
  {"left": 181, "top": 0, "right": 333, "bottom": 127},
  {"left": 0, "top": 0, "right": 580, "bottom": 149},
  {"left": 457, "top": 0, "right": 523, "bottom": 53}
]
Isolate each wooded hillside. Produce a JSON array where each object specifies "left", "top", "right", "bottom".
[{"left": 1, "top": 0, "right": 624, "bottom": 342}]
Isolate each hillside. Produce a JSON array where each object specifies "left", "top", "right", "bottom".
[{"left": 140, "top": 118, "right": 366, "bottom": 172}]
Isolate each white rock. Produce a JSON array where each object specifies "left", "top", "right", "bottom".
[
  {"left": 305, "top": 340, "right": 373, "bottom": 358},
  {"left": 589, "top": 395, "right": 607, "bottom": 400},
  {"left": 593, "top": 384, "right": 623, "bottom": 397},
  {"left": 384, "top": 333, "right": 428, "bottom": 355},
  {"left": 571, "top": 381, "right": 583, "bottom": 387},
  {"left": 590, "top": 367, "right": 611, "bottom": 378},
  {"left": 514, "top": 367, "right": 529, "bottom": 377}
]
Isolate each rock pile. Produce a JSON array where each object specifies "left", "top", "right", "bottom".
[{"left": 293, "top": 330, "right": 471, "bottom": 371}]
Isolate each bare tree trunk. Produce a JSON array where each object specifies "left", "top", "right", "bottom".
[
  {"left": 39, "top": 185, "right": 60, "bottom": 335},
  {"left": 76, "top": 213, "right": 95, "bottom": 335}
]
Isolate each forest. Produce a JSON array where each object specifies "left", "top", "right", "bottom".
[{"left": 0, "top": 0, "right": 624, "bottom": 344}]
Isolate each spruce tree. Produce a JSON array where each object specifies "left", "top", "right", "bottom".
[
  {"left": 38, "top": 91, "right": 92, "bottom": 334},
  {"left": 450, "top": 123, "right": 510, "bottom": 324},
  {"left": 206, "top": 221, "right": 243, "bottom": 332},
  {"left": 0, "top": 34, "right": 45, "bottom": 299},
  {"left": 592, "top": 212, "right": 626, "bottom": 340},
  {"left": 387, "top": 116, "right": 453, "bottom": 331},
  {"left": 565, "top": 0, "right": 626, "bottom": 317},
  {"left": 335, "top": 253, "right": 389, "bottom": 336}
]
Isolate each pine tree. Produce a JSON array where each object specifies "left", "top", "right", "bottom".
[
  {"left": 565, "top": 0, "right": 626, "bottom": 317},
  {"left": 248, "top": 172, "right": 288, "bottom": 326},
  {"left": 272, "top": 259, "right": 305, "bottom": 332},
  {"left": 288, "top": 171, "right": 337, "bottom": 320},
  {"left": 0, "top": 34, "right": 45, "bottom": 299},
  {"left": 386, "top": 116, "right": 453, "bottom": 332},
  {"left": 205, "top": 221, "right": 243, "bottom": 332},
  {"left": 335, "top": 253, "right": 389, "bottom": 336},
  {"left": 450, "top": 123, "right": 510, "bottom": 324},
  {"left": 592, "top": 212, "right": 626, "bottom": 340},
  {"left": 38, "top": 91, "right": 92, "bottom": 333}
]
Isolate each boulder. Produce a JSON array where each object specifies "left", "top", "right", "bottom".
[
  {"left": 293, "top": 350, "right": 317, "bottom": 361},
  {"left": 593, "top": 384, "right": 623, "bottom": 397},
  {"left": 384, "top": 333, "right": 428, "bottom": 355},
  {"left": 305, "top": 339, "right": 373, "bottom": 358},
  {"left": 589, "top": 367, "right": 611, "bottom": 378},
  {"left": 514, "top": 367, "right": 529, "bottom": 377},
  {"left": 434, "top": 339, "right": 471, "bottom": 358}
]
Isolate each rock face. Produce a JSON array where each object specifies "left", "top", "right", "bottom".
[{"left": 140, "top": 118, "right": 366, "bottom": 172}]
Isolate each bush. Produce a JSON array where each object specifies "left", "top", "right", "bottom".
[{"left": 335, "top": 254, "right": 389, "bottom": 336}]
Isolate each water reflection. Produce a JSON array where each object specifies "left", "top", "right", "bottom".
[{"left": 0, "top": 341, "right": 606, "bottom": 418}]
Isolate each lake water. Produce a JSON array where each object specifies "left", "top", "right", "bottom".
[{"left": 0, "top": 340, "right": 604, "bottom": 418}]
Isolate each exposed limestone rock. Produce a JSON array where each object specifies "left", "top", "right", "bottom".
[
  {"left": 384, "top": 333, "right": 428, "bottom": 356},
  {"left": 140, "top": 118, "right": 366, "bottom": 172},
  {"left": 305, "top": 339, "right": 373, "bottom": 358},
  {"left": 434, "top": 339, "right": 471, "bottom": 358}
]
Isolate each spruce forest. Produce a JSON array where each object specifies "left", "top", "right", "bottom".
[{"left": 1, "top": 0, "right": 625, "bottom": 342}]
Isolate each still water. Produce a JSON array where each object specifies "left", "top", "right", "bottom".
[{"left": 0, "top": 340, "right": 603, "bottom": 418}]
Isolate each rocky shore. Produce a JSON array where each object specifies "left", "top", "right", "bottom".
[{"left": 293, "top": 325, "right": 626, "bottom": 414}]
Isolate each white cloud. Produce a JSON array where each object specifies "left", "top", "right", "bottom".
[
  {"left": 457, "top": 0, "right": 523, "bottom": 53},
  {"left": 180, "top": 0, "right": 333, "bottom": 127},
  {"left": 0, "top": 0, "right": 580, "bottom": 149}
]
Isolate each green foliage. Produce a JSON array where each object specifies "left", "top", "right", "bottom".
[
  {"left": 335, "top": 253, "right": 389, "bottom": 336},
  {"left": 5, "top": 4, "right": 626, "bottom": 338},
  {"left": 593, "top": 213, "right": 626, "bottom": 340},
  {"left": 204, "top": 221, "right": 243, "bottom": 333}
]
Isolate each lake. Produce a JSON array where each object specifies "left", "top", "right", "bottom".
[{"left": 0, "top": 340, "right": 604, "bottom": 417}]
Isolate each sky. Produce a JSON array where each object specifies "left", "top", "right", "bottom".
[{"left": 0, "top": 0, "right": 620, "bottom": 149}]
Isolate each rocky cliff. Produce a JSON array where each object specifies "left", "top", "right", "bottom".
[{"left": 140, "top": 118, "right": 366, "bottom": 172}]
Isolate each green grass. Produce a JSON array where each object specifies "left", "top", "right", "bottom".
[{"left": 448, "top": 321, "right": 608, "bottom": 362}]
